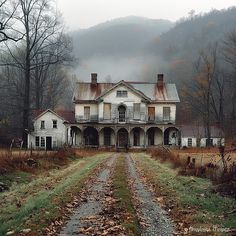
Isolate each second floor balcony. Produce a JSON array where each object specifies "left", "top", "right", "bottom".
[{"left": 75, "top": 114, "right": 175, "bottom": 124}]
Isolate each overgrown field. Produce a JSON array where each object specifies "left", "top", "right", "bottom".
[
  {"left": 132, "top": 153, "right": 236, "bottom": 234},
  {"left": 0, "top": 150, "right": 111, "bottom": 235}
]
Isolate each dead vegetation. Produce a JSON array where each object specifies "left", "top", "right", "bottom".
[{"left": 147, "top": 147, "right": 236, "bottom": 198}]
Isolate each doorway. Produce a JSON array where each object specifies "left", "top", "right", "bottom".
[
  {"left": 117, "top": 128, "right": 128, "bottom": 147},
  {"left": 46, "top": 136, "right": 52, "bottom": 150}
]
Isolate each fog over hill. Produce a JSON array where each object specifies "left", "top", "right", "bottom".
[
  {"left": 70, "top": 16, "right": 174, "bottom": 82},
  {"left": 71, "top": 9, "right": 236, "bottom": 83}
]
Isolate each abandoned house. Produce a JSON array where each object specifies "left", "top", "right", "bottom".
[{"left": 28, "top": 73, "right": 183, "bottom": 150}]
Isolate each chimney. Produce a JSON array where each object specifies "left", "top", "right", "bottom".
[
  {"left": 91, "top": 73, "right": 97, "bottom": 85},
  {"left": 157, "top": 74, "right": 164, "bottom": 87}
]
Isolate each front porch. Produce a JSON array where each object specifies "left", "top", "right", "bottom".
[{"left": 66, "top": 124, "right": 181, "bottom": 149}]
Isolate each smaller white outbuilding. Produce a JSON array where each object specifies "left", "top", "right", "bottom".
[
  {"left": 28, "top": 109, "right": 75, "bottom": 150},
  {"left": 180, "top": 125, "right": 224, "bottom": 148}
]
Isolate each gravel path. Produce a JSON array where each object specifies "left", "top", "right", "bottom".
[
  {"left": 126, "top": 154, "right": 176, "bottom": 236},
  {"left": 59, "top": 154, "right": 117, "bottom": 236}
]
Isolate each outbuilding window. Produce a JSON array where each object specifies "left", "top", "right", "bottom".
[
  {"left": 35, "top": 136, "right": 40, "bottom": 147},
  {"left": 40, "top": 120, "right": 45, "bottom": 129},
  {"left": 187, "top": 138, "right": 192, "bottom": 147},
  {"left": 41, "top": 137, "right": 45, "bottom": 147},
  {"left": 53, "top": 120, "right": 57, "bottom": 128}
]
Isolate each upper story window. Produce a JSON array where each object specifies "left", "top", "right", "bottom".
[
  {"left": 163, "top": 107, "right": 171, "bottom": 121},
  {"left": 133, "top": 103, "right": 140, "bottom": 119},
  {"left": 53, "top": 120, "right": 57, "bottom": 128},
  {"left": 40, "top": 120, "right": 45, "bottom": 129},
  {"left": 104, "top": 103, "right": 111, "bottom": 119},
  {"left": 118, "top": 105, "right": 126, "bottom": 122},
  {"left": 117, "top": 90, "right": 127, "bottom": 97},
  {"left": 84, "top": 106, "right": 90, "bottom": 120},
  {"left": 148, "top": 107, "right": 155, "bottom": 121}
]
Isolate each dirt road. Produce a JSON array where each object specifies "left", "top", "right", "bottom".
[{"left": 59, "top": 153, "right": 175, "bottom": 235}]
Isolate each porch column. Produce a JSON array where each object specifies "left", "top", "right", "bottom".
[
  {"left": 115, "top": 130, "right": 117, "bottom": 148},
  {"left": 68, "top": 127, "right": 71, "bottom": 145},
  {"left": 162, "top": 126, "right": 165, "bottom": 145},
  {"left": 144, "top": 131, "right": 147, "bottom": 148}
]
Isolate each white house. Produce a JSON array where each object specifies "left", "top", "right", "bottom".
[
  {"left": 181, "top": 125, "right": 224, "bottom": 148},
  {"left": 28, "top": 109, "right": 75, "bottom": 150},
  {"left": 28, "top": 73, "right": 181, "bottom": 149}
]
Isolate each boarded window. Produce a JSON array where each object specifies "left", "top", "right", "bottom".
[
  {"left": 187, "top": 138, "right": 192, "bottom": 147},
  {"left": 84, "top": 106, "right": 90, "bottom": 120},
  {"left": 40, "top": 120, "right": 45, "bottom": 129},
  {"left": 163, "top": 107, "right": 170, "bottom": 121},
  {"left": 52, "top": 120, "right": 57, "bottom": 128},
  {"left": 41, "top": 137, "right": 45, "bottom": 147},
  {"left": 148, "top": 107, "right": 155, "bottom": 121},
  {"left": 133, "top": 103, "right": 140, "bottom": 119},
  {"left": 35, "top": 136, "right": 40, "bottom": 147},
  {"left": 104, "top": 103, "right": 111, "bottom": 119}
]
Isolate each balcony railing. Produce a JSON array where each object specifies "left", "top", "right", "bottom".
[{"left": 76, "top": 115, "right": 175, "bottom": 124}]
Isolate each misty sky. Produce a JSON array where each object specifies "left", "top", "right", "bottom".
[{"left": 57, "top": 0, "right": 236, "bottom": 30}]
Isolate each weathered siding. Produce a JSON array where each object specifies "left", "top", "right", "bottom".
[{"left": 28, "top": 112, "right": 66, "bottom": 149}]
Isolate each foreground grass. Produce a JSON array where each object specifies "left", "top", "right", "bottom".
[
  {"left": 112, "top": 155, "right": 140, "bottom": 235},
  {"left": 0, "top": 153, "right": 110, "bottom": 235},
  {"left": 132, "top": 153, "right": 236, "bottom": 233}
]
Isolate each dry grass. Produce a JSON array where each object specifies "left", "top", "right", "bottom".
[
  {"left": 148, "top": 147, "right": 236, "bottom": 197},
  {"left": 0, "top": 148, "right": 106, "bottom": 174}
]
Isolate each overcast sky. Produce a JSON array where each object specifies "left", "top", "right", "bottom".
[{"left": 56, "top": 0, "right": 236, "bottom": 30}]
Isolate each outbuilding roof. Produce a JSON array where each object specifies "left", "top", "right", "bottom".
[
  {"left": 73, "top": 81, "right": 180, "bottom": 103},
  {"left": 32, "top": 109, "right": 76, "bottom": 123},
  {"left": 180, "top": 125, "right": 224, "bottom": 138}
]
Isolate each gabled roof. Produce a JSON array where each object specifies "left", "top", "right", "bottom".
[
  {"left": 32, "top": 109, "right": 76, "bottom": 123},
  {"left": 180, "top": 125, "right": 224, "bottom": 138},
  {"left": 95, "top": 80, "right": 151, "bottom": 101},
  {"left": 73, "top": 80, "right": 180, "bottom": 102}
]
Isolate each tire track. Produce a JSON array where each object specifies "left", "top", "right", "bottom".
[
  {"left": 60, "top": 154, "right": 118, "bottom": 236},
  {"left": 126, "top": 154, "right": 176, "bottom": 236}
]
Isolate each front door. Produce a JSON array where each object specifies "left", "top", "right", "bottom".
[
  {"left": 117, "top": 129, "right": 128, "bottom": 147},
  {"left": 46, "top": 136, "right": 52, "bottom": 150}
]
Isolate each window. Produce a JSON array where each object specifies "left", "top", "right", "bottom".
[
  {"left": 35, "top": 136, "right": 40, "bottom": 147},
  {"left": 148, "top": 107, "right": 155, "bottom": 121},
  {"left": 118, "top": 105, "right": 126, "bottom": 122},
  {"left": 53, "top": 139, "right": 57, "bottom": 148},
  {"left": 187, "top": 138, "right": 192, "bottom": 147},
  {"left": 104, "top": 103, "right": 111, "bottom": 119},
  {"left": 133, "top": 103, "right": 140, "bottom": 119},
  {"left": 53, "top": 120, "right": 57, "bottom": 128},
  {"left": 84, "top": 106, "right": 90, "bottom": 120},
  {"left": 117, "top": 90, "right": 127, "bottom": 97},
  {"left": 41, "top": 137, "right": 45, "bottom": 147},
  {"left": 40, "top": 120, "right": 45, "bottom": 129},
  {"left": 163, "top": 107, "right": 170, "bottom": 121}
]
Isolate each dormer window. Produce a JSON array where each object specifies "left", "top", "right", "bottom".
[
  {"left": 117, "top": 90, "right": 127, "bottom": 97},
  {"left": 40, "top": 120, "right": 45, "bottom": 129}
]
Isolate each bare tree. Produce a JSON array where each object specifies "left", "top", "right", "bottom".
[
  {"left": 0, "top": 0, "right": 72, "bottom": 146},
  {"left": 223, "top": 30, "right": 236, "bottom": 119},
  {"left": 0, "top": 0, "right": 23, "bottom": 42},
  {"left": 182, "top": 44, "right": 220, "bottom": 146}
]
